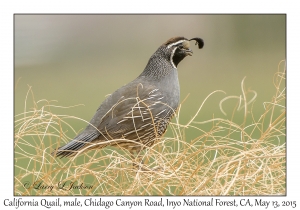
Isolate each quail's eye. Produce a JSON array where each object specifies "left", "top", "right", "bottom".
[{"left": 178, "top": 45, "right": 183, "bottom": 50}]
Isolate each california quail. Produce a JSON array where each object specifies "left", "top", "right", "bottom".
[{"left": 53, "top": 36, "right": 204, "bottom": 158}]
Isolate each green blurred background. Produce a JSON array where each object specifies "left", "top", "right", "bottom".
[{"left": 14, "top": 14, "right": 286, "bottom": 138}]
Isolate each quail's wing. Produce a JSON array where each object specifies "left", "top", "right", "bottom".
[{"left": 95, "top": 81, "right": 174, "bottom": 142}]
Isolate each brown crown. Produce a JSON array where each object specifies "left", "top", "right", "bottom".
[{"left": 163, "top": 37, "right": 188, "bottom": 46}]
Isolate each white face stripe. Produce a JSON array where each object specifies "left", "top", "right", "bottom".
[
  {"left": 167, "top": 40, "right": 185, "bottom": 49},
  {"left": 170, "top": 47, "right": 177, "bottom": 69}
]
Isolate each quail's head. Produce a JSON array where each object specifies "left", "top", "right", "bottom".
[{"left": 162, "top": 37, "right": 204, "bottom": 68}]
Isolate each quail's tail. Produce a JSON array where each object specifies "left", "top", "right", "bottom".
[{"left": 52, "top": 131, "right": 100, "bottom": 158}]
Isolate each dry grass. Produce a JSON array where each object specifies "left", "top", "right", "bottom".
[{"left": 14, "top": 62, "right": 286, "bottom": 195}]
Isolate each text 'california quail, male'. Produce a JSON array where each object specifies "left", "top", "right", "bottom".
[{"left": 53, "top": 36, "right": 204, "bottom": 158}]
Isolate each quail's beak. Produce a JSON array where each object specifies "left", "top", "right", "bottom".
[{"left": 185, "top": 48, "right": 193, "bottom": 56}]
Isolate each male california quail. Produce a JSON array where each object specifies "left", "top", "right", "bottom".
[{"left": 53, "top": 36, "right": 204, "bottom": 158}]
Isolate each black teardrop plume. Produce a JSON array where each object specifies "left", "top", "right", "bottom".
[{"left": 189, "top": 37, "right": 204, "bottom": 49}]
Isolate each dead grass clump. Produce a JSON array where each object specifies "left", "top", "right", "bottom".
[{"left": 14, "top": 62, "right": 285, "bottom": 195}]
